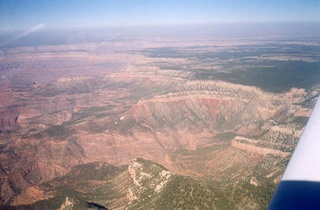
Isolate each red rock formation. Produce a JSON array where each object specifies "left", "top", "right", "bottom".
[{"left": 0, "top": 110, "right": 19, "bottom": 131}]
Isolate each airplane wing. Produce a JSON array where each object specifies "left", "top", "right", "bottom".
[{"left": 268, "top": 96, "right": 320, "bottom": 209}]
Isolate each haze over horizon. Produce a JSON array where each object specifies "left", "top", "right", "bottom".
[
  {"left": 1, "top": 0, "right": 320, "bottom": 32},
  {"left": 2, "top": 1, "right": 320, "bottom": 210}
]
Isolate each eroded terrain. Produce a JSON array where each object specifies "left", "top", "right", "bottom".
[{"left": 1, "top": 30, "right": 320, "bottom": 209}]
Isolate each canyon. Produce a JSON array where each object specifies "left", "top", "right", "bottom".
[{"left": 0, "top": 29, "right": 320, "bottom": 209}]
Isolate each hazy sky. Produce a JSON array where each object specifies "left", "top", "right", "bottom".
[{"left": 1, "top": 0, "right": 320, "bottom": 31}]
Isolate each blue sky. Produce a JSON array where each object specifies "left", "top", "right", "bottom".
[{"left": 0, "top": 0, "right": 319, "bottom": 31}]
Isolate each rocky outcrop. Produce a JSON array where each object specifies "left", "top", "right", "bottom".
[
  {"left": 231, "top": 139, "right": 290, "bottom": 157},
  {"left": 0, "top": 110, "right": 19, "bottom": 131},
  {"left": 121, "top": 80, "right": 298, "bottom": 136},
  {"left": 1, "top": 75, "right": 315, "bottom": 206},
  {"left": 1, "top": 42, "right": 319, "bottom": 208},
  {"left": 0, "top": 137, "right": 86, "bottom": 205}
]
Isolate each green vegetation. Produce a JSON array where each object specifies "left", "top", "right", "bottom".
[
  {"left": 4, "top": 40, "right": 318, "bottom": 209},
  {"left": 22, "top": 124, "right": 75, "bottom": 141},
  {"left": 142, "top": 43, "right": 320, "bottom": 93},
  {"left": 227, "top": 180, "right": 275, "bottom": 210},
  {"left": 38, "top": 162, "right": 128, "bottom": 209},
  {"left": 194, "top": 60, "right": 320, "bottom": 92},
  {"left": 215, "top": 132, "right": 236, "bottom": 141},
  {"left": 71, "top": 106, "right": 116, "bottom": 122},
  {"left": 39, "top": 78, "right": 100, "bottom": 97},
  {"left": 3, "top": 157, "right": 282, "bottom": 210},
  {"left": 1, "top": 196, "right": 108, "bottom": 210},
  {"left": 290, "top": 116, "right": 309, "bottom": 126},
  {"left": 156, "top": 176, "right": 233, "bottom": 210},
  {"left": 44, "top": 125, "right": 74, "bottom": 138},
  {"left": 26, "top": 124, "right": 74, "bottom": 140}
]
